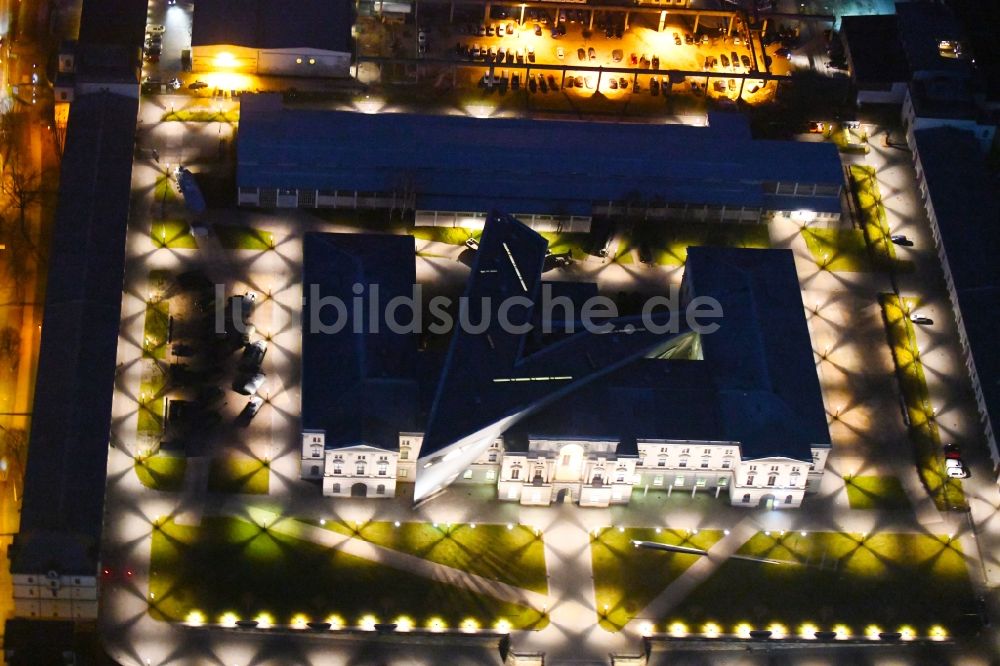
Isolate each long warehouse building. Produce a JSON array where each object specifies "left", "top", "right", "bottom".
[{"left": 236, "top": 94, "right": 844, "bottom": 232}]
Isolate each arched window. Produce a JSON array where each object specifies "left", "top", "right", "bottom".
[
  {"left": 510, "top": 466, "right": 520, "bottom": 480},
  {"left": 678, "top": 456, "right": 689, "bottom": 468},
  {"left": 784, "top": 494, "right": 793, "bottom": 504},
  {"left": 615, "top": 466, "right": 627, "bottom": 483},
  {"left": 721, "top": 458, "right": 733, "bottom": 469},
  {"left": 377, "top": 462, "right": 388, "bottom": 476},
  {"left": 356, "top": 462, "right": 366, "bottom": 475},
  {"left": 310, "top": 465, "right": 319, "bottom": 476},
  {"left": 377, "top": 484, "right": 386, "bottom": 495},
  {"left": 742, "top": 493, "right": 750, "bottom": 503},
  {"left": 767, "top": 475, "right": 777, "bottom": 487},
  {"left": 747, "top": 474, "right": 755, "bottom": 486}
]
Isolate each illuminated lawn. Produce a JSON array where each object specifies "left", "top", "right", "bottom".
[
  {"left": 539, "top": 232, "right": 591, "bottom": 260},
  {"left": 410, "top": 227, "right": 480, "bottom": 245},
  {"left": 153, "top": 174, "right": 178, "bottom": 202},
  {"left": 843, "top": 475, "right": 910, "bottom": 511},
  {"left": 206, "top": 456, "right": 270, "bottom": 495},
  {"left": 880, "top": 294, "right": 966, "bottom": 510},
  {"left": 849, "top": 165, "right": 913, "bottom": 273},
  {"left": 137, "top": 368, "right": 167, "bottom": 436},
  {"left": 135, "top": 454, "right": 187, "bottom": 492},
  {"left": 668, "top": 531, "right": 977, "bottom": 637},
  {"left": 319, "top": 521, "right": 548, "bottom": 594},
  {"left": 630, "top": 221, "right": 771, "bottom": 266},
  {"left": 214, "top": 225, "right": 274, "bottom": 250},
  {"left": 162, "top": 108, "right": 240, "bottom": 123},
  {"left": 801, "top": 228, "right": 874, "bottom": 272},
  {"left": 152, "top": 220, "right": 198, "bottom": 249},
  {"left": 149, "top": 517, "right": 547, "bottom": 630},
  {"left": 591, "top": 527, "right": 724, "bottom": 631},
  {"left": 142, "top": 300, "right": 169, "bottom": 360}
]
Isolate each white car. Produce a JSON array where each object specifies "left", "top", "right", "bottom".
[
  {"left": 146, "top": 24, "right": 165, "bottom": 34},
  {"left": 556, "top": 46, "right": 565, "bottom": 60},
  {"left": 234, "top": 372, "right": 266, "bottom": 396},
  {"left": 239, "top": 339, "right": 268, "bottom": 371},
  {"left": 945, "top": 458, "right": 970, "bottom": 478}
]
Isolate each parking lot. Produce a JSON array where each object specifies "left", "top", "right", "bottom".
[{"left": 361, "top": 3, "right": 804, "bottom": 105}]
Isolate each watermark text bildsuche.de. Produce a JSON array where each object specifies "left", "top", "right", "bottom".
[{"left": 220, "top": 283, "right": 723, "bottom": 336}]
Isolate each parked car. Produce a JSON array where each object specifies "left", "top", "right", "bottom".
[
  {"left": 574, "top": 75, "right": 584, "bottom": 87},
  {"left": 731, "top": 51, "right": 739, "bottom": 67},
  {"left": 188, "top": 80, "right": 209, "bottom": 90},
  {"left": 236, "top": 396, "right": 264, "bottom": 427},
  {"left": 650, "top": 77, "right": 659, "bottom": 95},
  {"left": 807, "top": 121, "right": 825, "bottom": 133},
  {"left": 720, "top": 54, "right": 730, "bottom": 68},
  {"left": 909, "top": 313, "right": 933, "bottom": 325},
  {"left": 233, "top": 372, "right": 266, "bottom": 396},
  {"left": 506, "top": 22, "right": 514, "bottom": 34},
  {"left": 684, "top": 33, "right": 694, "bottom": 44},
  {"left": 776, "top": 47, "right": 792, "bottom": 59},
  {"left": 556, "top": 46, "right": 565, "bottom": 59},
  {"left": 619, "top": 77, "right": 628, "bottom": 89},
  {"left": 630, "top": 52, "right": 637, "bottom": 65},
  {"left": 512, "top": 73, "right": 520, "bottom": 89},
  {"left": 534, "top": 24, "right": 542, "bottom": 36},
  {"left": 564, "top": 76, "right": 574, "bottom": 89},
  {"left": 578, "top": 47, "right": 586, "bottom": 61},
  {"left": 651, "top": 55, "right": 659, "bottom": 69},
  {"left": 548, "top": 74, "right": 557, "bottom": 89},
  {"left": 239, "top": 340, "right": 268, "bottom": 372},
  {"left": 612, "top": 49, "right": 623, "bottom": 62},
  {"left": 673, "top": 32, "right": 681, "bottom": 45},
  {"left": 891, "top": 234, "right": 914, "bottom": 247},
  {"left": 146, "top": 24, "right": 165, "bottom": 34},
  {"left": 944, "top": 443, "right": 962, "bottom": 460},
  {"left": 609, "top": 78, "right": 618, "bottom": 90},
  {"left": 945, "top": 458, "right": 970, "bottom": 478},
  {"left": 528, "top": 46, "right": 535, "bottom": 62},
  {"left": 741, "top": 55, "right": 752, "bottom": 68},
  {"left": 588, "top": 46, "right": 596, "bottom": 60}
]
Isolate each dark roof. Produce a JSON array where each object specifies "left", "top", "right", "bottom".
[
  {"left": 78, "top": 0, "right": 147, "bottom": 48},
  {"left": 192, "top": 0, "right": 353, "bottom": 53},
  {"left": 237, "top": 96, "right": 844, "bottom": 216},
  {"left": 913, "top": 127, "right": 1000, "bottom": 450},
  {"left": 948, "top": 0, "right": 1000, "bottom": 102},
  {"left": 895, "top": 1, "right": 970, "bottom": 76},
  {"left": 513, "top": 247, "right": 830, "bottom": 461},
  {"left": 840, "top": 14, "right": 908, "bottom": 84},
  {"left": 300, "top": 232, "right": 419, "bottom": 451},
  {"left": 421, "top": 215, "right": 695, "bottom": 461},
  {"left": 3, "top": 619, "right": 76, "bottom": 666},
  {"left": 13, "top": 93, "right": 137, "bottom": 576}
]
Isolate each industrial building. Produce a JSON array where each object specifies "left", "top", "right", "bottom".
[
  {"left": 238, "top": 95, "right": 844, "bottom": 232},
  {"left": 191, "top": 0, "right": 353, "bottom": 78},
  {"left": 300, "top": 214, "right": 831, "bottom": 508}
]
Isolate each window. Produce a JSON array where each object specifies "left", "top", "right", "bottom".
[
  {"left": 310, "top": 465, "right": 319, "bottom": 476},
  {"left": 767, "top": 475, "right": 777, "bottom": 487},
  {"left": 463, "top": 469, "right": 473, "bottom": 479},
  {"left": 312, "top": 436, "right": 322, "bottom": 444},
  {"left": 724, "top": 449, "right": 733, "bottom": 455},
  {"left": 681, "top": 448, "right": 690, "bottom": 454},
  {"left": 742, "top": 493, "right": 751, "bottom": 503},
  {"left": 356, "top": 462, "right": 366, "bottom": 475},
  {"left": 678, "top": 457, "right": 688, "bottom": 468},
  {"left": 700, "top": 458, "right": 709, "bottom": 469},
  {"left": 377, "top": 484, "right": 386, "bottom": 495},
  {"left": 674, "top": 476, "right": 685, "bottom": 487},
  {"left": 616, "top": 473, "right": 626, "bottom": 483},
  {"left": 511, "top": 467, "right": 520, "bottom": 480},
  {"left": 488, "top": 451, "right": 498, "bottom": 463},
  {"left": 717, "top": 476, "right": 728, "bottom": 486},
  {"left": 332, "top": 483, "right": 341, "bottom": 493},
  {"left": 486, "top": 469, "right": 496, "bottom": 481},
  {"left": 333, "top": 464, "right": 342, "bottom": 475},
  {"left": 399, "top": 468, "right": 408, "bottom": 478},
  {"left": 657, "top": 455, "right": 667, "bottom": 467},
  {"left": 561, "top": 455, "right": 571, "bottom": 466},
  {"left": 749, "top": 465, "right": 757, "bottom": 471},
  {"left": 791, "top": 467, "right": 800, "bottom": 473},
  {"left": 785, "top": 494, "right": 793, "bottom": 504},
  {"left": 660, "top": 446, "right": 668, "bottom": 453},
  {"left": 653, "top": 475, "right": 664, "bottom": 486},
  {"left": 747, "top": 474, "right": 755, "bottom": 486},
  {"left": 400, "top": 448, "right": 409, "bottom": 461},
  {"left": 377, "top": 462, "right": 388, "bottom": 476},
  {"left": 721, "top": 459, "right": 732, "bottom": 469},
  {"left": 703, "top": 448, "right": 711, "bottom": 455}
]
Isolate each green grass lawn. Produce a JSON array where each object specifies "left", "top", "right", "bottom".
[
  {"left": 843, "top": 475, "right": 910, "bottom": 510},
  {"left": 206, "top": 456, "right": 270, "bottom": 495},
  {"left": 801, "top": 228, "right": 874, "bottom": 272},
  {"left": 137, "top": 368, "right": 167, "bottom": 436},
  {"left": 135, "top": 454, "right": 187, "bottom": 492},
  {"left": 162, "top": 108, "right": 240, "bottom": 123},
  {"left": 632, "top": 221, "right": 771, "bottom": 266},
  {"left": 149, "top": 516, "right": 547, "bottom": 630},
  {"left": 214, "top": 225, "right": 274, "bottom": 250},
  {"left": 669, "top": 531, "right": 977, "bottom": 637},
  {"left": 142, "top": 300, "right": 169, "bottom": 360},
  {"left": 591, "top": 527, "right": 725, "bottom": 631},
  {"left": 539, "top": 232, "right": 592, "bottom": 260},
  {"left": 318, "top": 521, "right": 548, "bottom": 594},
  {"left": 152, "top": 220, "right": 198, "bottom": 249},
  {"left": 410, "top": 227, "right": 481, "bottom": 245},
  {"left": 849, "top": 165, "right": 913, "bottom": 273},
  {"left": 880, "top": 294, "right": 966, "bottom": 510},
  {"left": 828, "top": 126, "right": 869, "bottom": 154},
  {"left": 154, "top": 175, "right": 178, "bottom": 202}
]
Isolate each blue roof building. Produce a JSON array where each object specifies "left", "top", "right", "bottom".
[
  {"left": 238, "top": 95, "right": 844, "bottom": 231},
  {"left": 300, "top": 215, "right": 830, "bottom": 508}
]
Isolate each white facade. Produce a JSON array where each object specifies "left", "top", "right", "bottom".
[
  {"left": 303, "top": 425, "right": 829, "bottom": 508},
  {"left": 12, "top": 572, "right": 98, "bottom": 620},
  {"left": 191, "top": 44, "right": 350, "bottom": 78}
]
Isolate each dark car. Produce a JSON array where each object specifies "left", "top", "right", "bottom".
[
  {"left": 588, "top": 47, "right": 596, "bottom": 60},
  {"left": 512, "top": 73, "right": 520, "bottom": 89},
  {"left": 548, "top": 74, "right": 557, "bottom": 89},
  {"left": 673, "top": 32, "right": 681, "bottom": 46},
  {"left": 188, "top": 80, "right": 209, "bottom": 90},
  {"left": 741, "top": 55, "right": 752, "bottom": 68},
  {"left": 776, "top": 47, "right": 792, "bottom": 60},
  {"left": 578, "top": 47, "right": 586, "bottom": 61},
  {"left": 650, "top": 77, "right": 660, "bottom": 95},
  {"left": 651, "top": 55, "right": 659, "bottom": 69},
  {"left": 534, "top": 24, "right": 542, "bottom": 36},
  {"left": 720, "top": 54, "right": 729, "bottom": 68}
]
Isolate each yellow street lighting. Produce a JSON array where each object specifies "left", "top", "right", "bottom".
[
  {"left": 360, "top": 614, "right": 378, "bottom": 631},
  {"left": 214, "top": 52, "right": 236, "bottom": 68},
  {"left": 702, "top": 622, "right": 721, "bottom": 638},
  {"left": 185, "top": 610, "right": 206, "bottom": 626},
  {"left": 668, "top": 621, "right": 688, "bottom": 638}
]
